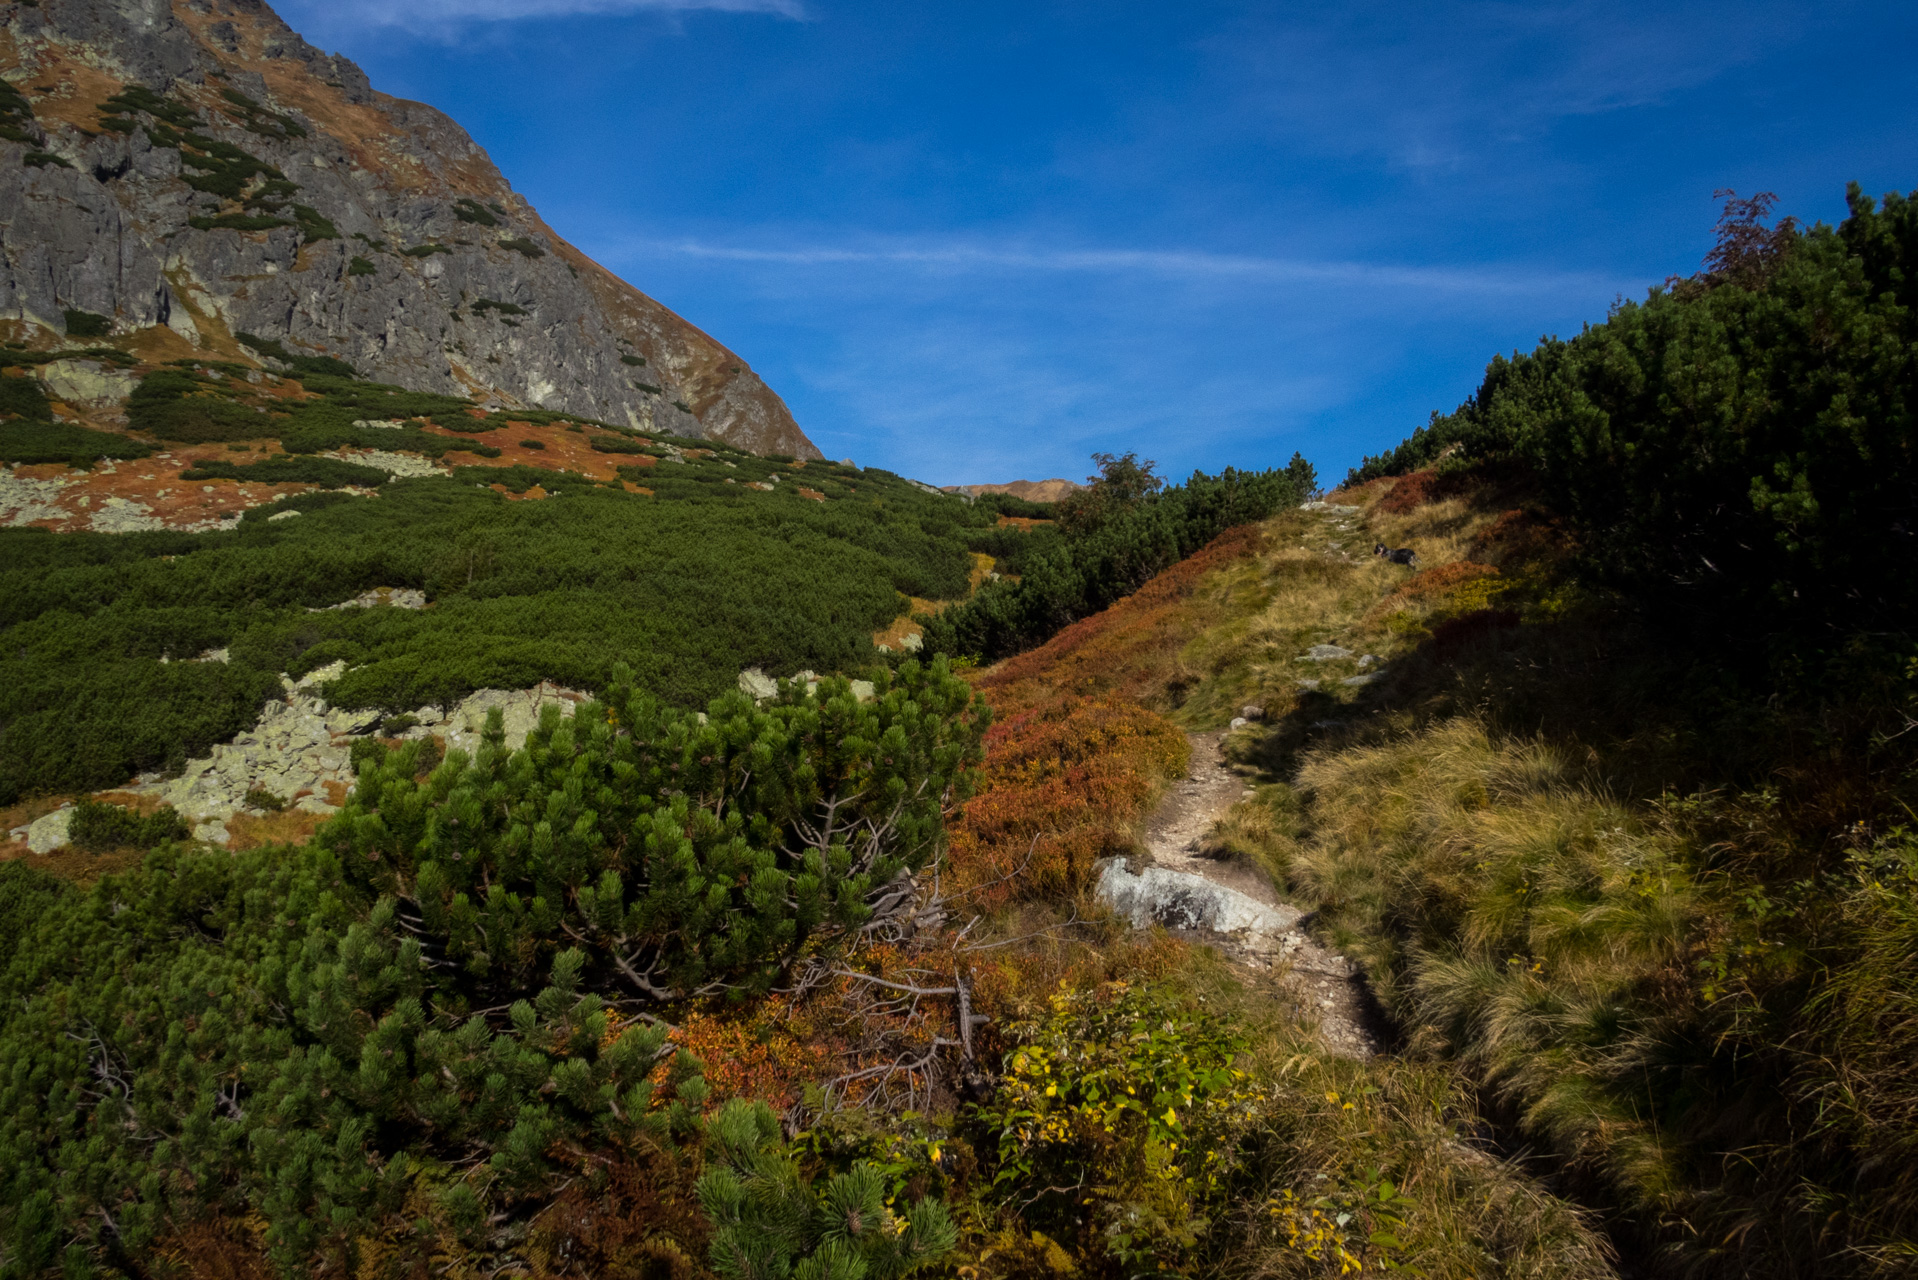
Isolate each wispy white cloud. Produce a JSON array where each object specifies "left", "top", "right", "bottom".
[{"left": 614, "top": 235, "right": 1622, "bottom": 297}]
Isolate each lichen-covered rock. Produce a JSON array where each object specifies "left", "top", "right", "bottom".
[
  {"left": 25, "top": 805, "right": 73, "bottom": 854},
  {"left": 0, "top": 0, "right": 819, "bottom": 459},
  {"left": 437, "top": 683, "right": 591, "bottom": 754},
  {"left": 737, "top": 667, "right": 779, "bottom": 701},
  {"left": 35, "top": 358, "right": 139, "bottom": 406}
]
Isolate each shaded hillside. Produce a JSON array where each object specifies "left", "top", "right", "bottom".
[{"left": 0, "top": 0, "right": 818, "bottom": 457}]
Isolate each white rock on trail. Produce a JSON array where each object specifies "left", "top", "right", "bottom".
[
  {"left": 318, "top": 587, "right": 428, "bottom": 611},
  {"left": 738, "top": 667, "right": 779, "bottom": 701},
  {"left": 740, "top": 667, "right": 877, "bottom": 703},
  {"left": 1095, "top": 860, "right": 1304, "bottom": 953}
]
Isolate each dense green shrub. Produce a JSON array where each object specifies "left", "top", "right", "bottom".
[
  {"left": 1346, "top": 184, "right": 1918, "bottom": 688},
  {"left": 973, "top": 490, "right": 1055, "bottom": 519},
  {"left": 23, "top": 151, "right": 72, "bottom": 169},
  {"left": 291, "top": 204, "right": 338, "bottom": 243},
  {"left": 0, "top": 375, "right": 51, "bottom": 422},
  {"left": 125, "top": 368, "right": 270, "bottom": 441},
  {"left": 702, "top": 1098, "right": 958, "bottom": 1280},
  {"left": 97, "top": 84, "right": 196, "bottom": 129},
  {"left": 187, "top": 211, "right": 291, "bottom": 232},
  {"left": 60, "top": 310, "right": 110, "bottom": 339},
  {"left": 0, "top": 464, "right": 1005, "bottom": 797},
  {"left": 470, "top": 297, "right": 527, "bottom": 317},
  {"left": 219, "top": 87, "right": 307, "bottom": 140},
  {"left": 589, "top": 435, "right": 653, "bottom": 454},
  {"left": 0, "top": 662, "right": 980, "bottom": 1273},
  {"left": 0, "top": 77, "right": 33, "bottom": 143},
  {"left": 347, "top": 255, "right": 375, "bottom": 276},
  {"left": 149, "top": 123, "right": 285, "bottom": 202},
  {"left": 499, "top": 236, "right": 545, "bottom": 258},
  {"left": 452, "top": 462, "right": 585, "bottom": 493},
  {"left": 66, "top": 798, "right": 189, "bottom": 851},
  {"left": 921, "top": 463, "right": 1310, "bottom": 661},
  {"left": 0, "top": 419, "right": 155, "bottom": 466},
  {"left": 178, "top": 456, "right": 390, "bottom": 488},
  {"left": 453, "top": 197, "right": 498, "bottom": 227}
]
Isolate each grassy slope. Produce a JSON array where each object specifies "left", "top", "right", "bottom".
[
  {"left": 1191, "top": 474, "right": 1918, "bottom": 1277},
  {"left": 935, "top": 515, "right": 1617, "bottom": 1279}
]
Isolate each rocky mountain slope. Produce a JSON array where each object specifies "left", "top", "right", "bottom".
[
  {"left": 0, "top": 0, "right": 818, "bottom": 457},
  {"left": 942, "top": 477, "right": 1079, "bottom": 502}
]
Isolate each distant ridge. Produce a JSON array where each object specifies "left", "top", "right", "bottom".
[{"left": 942, "top": 478, "right": 1080, "bottom": 503}]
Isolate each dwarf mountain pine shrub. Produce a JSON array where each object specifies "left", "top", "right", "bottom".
[
  {"left": 66, "top": 798, "right": 189, "bottom": 850},
  {"left": 701, "top": 1097, "right": 958, "bottom": 1280},
  {"left": 0, "top": 663, "right": 981, "bottom": 1273},
  {"left": 1346, "top": 183, "right": 1918, "bottom": 691},
  {"left": 921, "top": 464, "right": 1308, "bottom": 662}
]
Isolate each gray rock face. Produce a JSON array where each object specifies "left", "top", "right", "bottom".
[{"left": 0, "top": 0, "right": 819, "bottom": 459}]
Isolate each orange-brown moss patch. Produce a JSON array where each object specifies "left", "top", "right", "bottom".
[
  {"left": 1374, "top": 467, "right": 1480, "bottom": 514},
  {"left": 224, "top": 808, "right": 329, "bottom": 852},
  {"left": 9, "top": 448, "right": 327, "bottom": 532}
]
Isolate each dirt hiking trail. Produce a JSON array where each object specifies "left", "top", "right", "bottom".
[{"left": 1140, "top": 729, "right": 1382, "bottom": 1058}]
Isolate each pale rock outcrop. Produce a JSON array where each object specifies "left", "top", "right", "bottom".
[
  {"left": 25, "top": 805, "right": 74, "bottom": 854},
  {"left": 35, "top": 358, "right": 139, "bottom": 406}
]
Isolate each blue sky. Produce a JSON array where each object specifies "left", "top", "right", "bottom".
[{"left": 275, "top": 0, "right": 1918, "bottom": 486}]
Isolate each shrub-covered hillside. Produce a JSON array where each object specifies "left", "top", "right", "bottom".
[
  {"left": 1264, "top": 183, "right": 1918, "bottom": 1275},
  {"left": 2, "top": 337, "right": 1309, "bottom": 806},
  {"left": 1348, "top": 184, "right": 1917, "bottom": 691}
]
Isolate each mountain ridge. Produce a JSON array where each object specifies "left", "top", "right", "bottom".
[{"left": 0, "top": 0, "right": 820, "bottom": 457}]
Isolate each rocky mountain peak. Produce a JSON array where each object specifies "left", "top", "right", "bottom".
[{"left": 0, "top": 0, "right": 819, "bottom": 457}]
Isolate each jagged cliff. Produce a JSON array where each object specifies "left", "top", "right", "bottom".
[{"left": 0, "top": 0, "right": 819, "bottom": 457}]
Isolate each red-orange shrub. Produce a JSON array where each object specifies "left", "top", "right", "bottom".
[
  {"left": 1376, "top": 467, "right": 1474, "bottom": 513},
  {"left": 946, "top": 695, "right": 1186, "bottom": 906},
  {"left": 946, "top": 524, "right": 1271, "bottom": 909}
]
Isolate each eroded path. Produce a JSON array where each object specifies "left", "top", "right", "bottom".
[{"left": 1104, "top": 728, "right": 1382, "bottom": 1057}]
